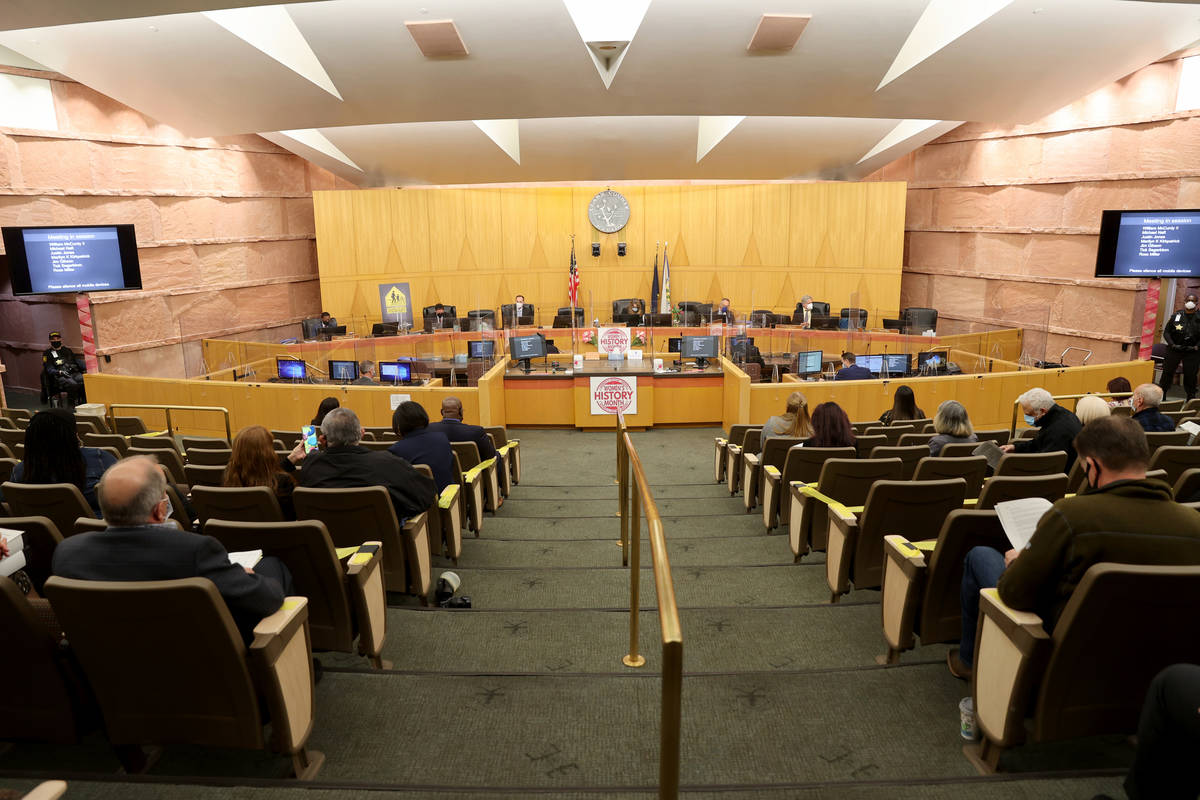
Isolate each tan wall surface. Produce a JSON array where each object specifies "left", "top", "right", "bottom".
[
  {"left": 0, "top": 69, "right": 357, "bottom": 390},
  {"left": 866, "top": 54, "right": 1200, "bottom": 365},
  {"left": 313, "top": 182, "right": 906, "bottom": 326}
]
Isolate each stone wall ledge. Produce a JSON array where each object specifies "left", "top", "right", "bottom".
[
  {"left": 95, "top": 316, "right": 308, "bottom": 356},
  {"left": 85, "top": 272, "right": 317, "bottom": 305},
  {"left": 938, "top": 310, "right": 1141, "bottom": 345},
  {"left": 0, "top": 125, "right": 290, "bottom": 156},
  {"left": 904, "top": 170, "right": 1200, "bottom": 191},
  {"left": 932, "top": 108, "right": 1198, "bottom": 146},
  {"left": 906, "top": 225, "right": 1109, "bottom": 236},
  {"left": 903, "top": 265, "right": 1147, "bottom": 291}
]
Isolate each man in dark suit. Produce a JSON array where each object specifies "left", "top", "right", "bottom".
[
  {"left": 834, "top": 352, "right": 873, "bottom": 381},
  {"left": 51, "top": 456, "right": 290, "bottom": 643},
  {"left": 388, "top": 401, "right": 453, "bottom": 491},
  {"left": 299, "top": 407, "right": 436, "bottom": 522},
  {"left": 427, "top": 396, "right": 497, "bottom": 461}
]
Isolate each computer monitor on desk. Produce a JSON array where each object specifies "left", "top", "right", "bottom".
[
  {"left": 328, "top": 360, "right": 358, "bottom": 383},
  {"left": 510, "top": 333, "right": 547, "bottom": 373},
  {"left": 371, "top": 322, "right": 399, "bottom": 337},
  {"left": 316, "top": 325, "right": 346, "bottom": 341},
  {"left": 379, "top": 361, "right": 412, "bottom": 385},
  {"left": 860, "top": 354, "right": 884, "bottom": 375},
  {"left": 276, "top": 358, "right": 307, "bottom": 382},
  {"left": 881, "top": 353, "right": 911, "bottom": 376},
  {"left": 917, "top": 351, "right": 947, "bottom": 374},
  {"left": 468, "top": 340, "right": 495, "bottom": 360},
  {"left": 680, "top": 335, "right": 719, "bottom": 368},
  {"left": 794, "top": 349, "right": 823, "bottom": 376}
]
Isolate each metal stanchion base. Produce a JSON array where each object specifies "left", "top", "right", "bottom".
[{"left": 622, "top": 654, "right": 646, "bottom": 668}]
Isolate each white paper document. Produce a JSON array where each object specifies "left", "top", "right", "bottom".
[
  {"left": 993, "top": 497, "right": 1053, "bottom": 551},
  {"left": 228, "top": 549, "right": 264, "bottom": 570},
  {"left": 1181, "top": 420, "right": 1200, "bottom": 444}
]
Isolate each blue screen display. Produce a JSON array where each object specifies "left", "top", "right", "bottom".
[
  {"left": 22, "top": 227, "right": 126, "bottom": 292},
  {"left": 328, "top": 360, "right": 357, "bottom": 381},
  {"left": 277, "top": 359, "right": 307, "bottom": 380},
  {"left": 380, "top": 362, "right": 412, "bottom": 383},
  {"left": 1097, "top": 211, "right": 1200, "bottom": 277}
]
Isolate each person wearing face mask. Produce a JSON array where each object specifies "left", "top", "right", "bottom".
[
  {"left": 1159, "top": 293, "right": 1200, "bottom": 401},
  {"left": 42, "top": 331, "right": 86, "bottom": 406},
  {"left": 796, "top": 295, "right": 816, "bottom": 329},
  {"left": 1130, "top": 383, "right": 1176, "bottom": 432},
  {"left": 998, "top": 386, "right": 1082, "bottom": 469},
  {"left": 946, "top": 416, "right": 1200, "bottom": 681},
  {"left": 715, "top": 297, "right": 736, "bottom": 324}
]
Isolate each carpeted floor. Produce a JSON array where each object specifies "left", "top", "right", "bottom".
[{"left": 0, "top": 424, "right": 1132, "bottom": 798}]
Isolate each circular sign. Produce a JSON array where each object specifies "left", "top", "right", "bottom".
[
  {"left": 600, "top": 328, "right": 629, "bottom": 353},
  {"left": 588, "top": 189, "right": 631, "bottom": 234},
  {"left": 594, "top": 377, "right": 635, "bottom": 414}
]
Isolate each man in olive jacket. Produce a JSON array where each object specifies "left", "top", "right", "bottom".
[{"left": 948, "top": 415, "right": 1200, "bottom": 679}]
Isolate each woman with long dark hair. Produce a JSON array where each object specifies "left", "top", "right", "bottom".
[
  {"left": 879, "top": 385, "right": 925, "bottom": 425},
  {"left": 1106, "top": 376, "right": 1132, "bottom": 409},
  {"left": 10, "top": 409, "right": 116, "bottom": 516},
  {"left": 223, "top": 425, "right": 299, "bottom": 519},
  {"left": 807, "top": 402, "right": 856, "bottom": 448},
  {"left": 311, "top": 397, "right": 340, "bottom": 427}
]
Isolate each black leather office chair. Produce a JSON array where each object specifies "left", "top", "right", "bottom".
[
  {"left": 500, "top": 304, "right": 535, "bottom": 327},
  {"left": 748, "top": 310, "right": 775, "bottom": 328},
  {"left": 611, "top": 299, "right": 647, "bottom": 318},
  {"left": 839, "top": 308, "right": 868, "bottom": 330},
  {"left": 555, "top": 307, "right": 585, "bottom": 326},
  {"left": 677, "top": 301, "right": 712, "bottom": 326},
  {"left": 300, "top": 317, "right": 322, "bottom": 339},
  {"left": 901, "top": 307, "right": 938, "bottom": 334}
]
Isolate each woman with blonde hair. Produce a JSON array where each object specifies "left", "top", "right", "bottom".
[
  {"left": 928, "top": 400, "right": 978, "bottom": 456},
  {"left": 761, "top": 391, "right": 814, "bottom": 449},
  {"left": 224, "top": 425, "right": 301, "bottom": 519},
  {"left": 1075, "top": 394, "right": 1112, "bottom": 425}
]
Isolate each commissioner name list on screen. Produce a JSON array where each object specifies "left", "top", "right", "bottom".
[{"left": 1114, "top": 213, "right": 1200, "bottom": 276}]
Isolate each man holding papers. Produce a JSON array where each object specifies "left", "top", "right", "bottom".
[{"left": 948, "top": 416, "right": 1200, "bottom": 680}]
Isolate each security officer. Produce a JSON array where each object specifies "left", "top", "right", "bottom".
[
  {"left": 42, "top": 331, "right": 85, "bottom": 406},
  {"left": 1159, "top": 293, "right": 1200, "bottom": 401}
]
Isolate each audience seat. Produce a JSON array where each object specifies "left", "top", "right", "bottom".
[
  {"left": 879, "top": 509, "right": 1008, "bottom": 664},
  {"left": 129, "top": 435, "right": 181, "bottom": 454},
  {"left": 205, "top": 520, "right": 389, "bottom": 669},
  {"left": 826, "top": 478, "right": 967, "bottom": 603},
  {"left": 449, "top": 451, "right": 483, "bottom": 536},
  {"left": 715, "top": 425, "right": 758, "bottom": 484},
  {"left": 0, "top": 516, "right": 64, "bottom": 593},
  {"left": 127, "top": 446, "right": 187, "bottom": 485},
  {"left": 850, "top": 421, "right": 875, "bottom": 436},
  {"left": 186, "top": 448, "right": 233, "bottom": 467},
  {"left": 897, "top": 432, "right": 936, "bottom": 447},
  {"left": 939, "top": 441, "right": 984, "bottom": 458},
  {"left": 360, "top": 441, "right": 393, "bottom": 452},
  {"left": 1, "top": 482, "right": 95, "bottom": 539},
  {"left": 974, "top": 430, "right": 1011, "bottom": 446},
  {"left": 868, "top": 445, "right": 927, "bottom": 480},
  {"left": 413, "top": 464, "right": 464, "bottom": 564},
  {"left": 180, "top": 436, "right": 231, "bottom": 451},
  {"left": 112, "top": 416, "right": 148, "bottom": 436},
  {"left": 191, "top": 486, "right": 285, "bottom": 528},
  {"left": 293, "top": 486, "right": 431, "bottom": 601},
  {"left": 789, "top": 458, "right": 904, "bottom": 562},
  {"left": 727, "top": 429, "right": 762, "bottom": 495},
  {"left": 994, "top": 451, "right": 1067, "bottom": 478},
  {"left": 184, "top": 464, "right": 226, "bottom": 488},
  {"left": 1159, "top": 399, "right": 1185, "bottom": 413},
  {"left": 485, "top": 426, "right": 521, "bottom": 486},
  {"left": 762, "top": 446, "right": 855, "bottom": 532},
  {"left": 451, "top": 441, "right": 501, "bottom": 514},
  {"left": 742, "top": 437, "right": 805, "bottom": 513},
  {"left": 74, "top": 417, "right": 108, "bottom": 436},
  {"left": 975, "top": 474, "right": 1069, "bottom": 510},
  {"left": 43, "top": 577, "right": 323, "bottom": 778},
  {"left": 1173, "top": 467, "right": 1200, "bottom": 501},
  {"left": 853, "top": 435, "right": 886, "bottom": 459},
  {"left": 913, "top": 456, "right": 988, "bottom": 498},
  {"left": 968, "top": 563, "right": 1200, "bottom": 773},
  {"left": 363, "top": 427, "right": 397, "bottom": 442},
  {"left": 1144, "top": 430, "right": 1190, "bottom": 453},
  {"left": 1144, "top": 446, "right": 1200, "bottom": 488},
  {"left": 81, "top": 433, "right": 128, "bottom": 456},
  {"left": 272, "top": 430, "right": 302, "bottom": 449},
  {"left": 865, "top": 425, "right": 914, "bottom": 447},
  {"left": 0, "top": 457, "right": 17, "bottom": 485},
  {"left": 0, "top": 429, "right": 24, "bottom": 451}
]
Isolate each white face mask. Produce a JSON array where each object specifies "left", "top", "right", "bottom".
[{"left": 1187, "top": 301, "right": 1197, "bottom": 311}]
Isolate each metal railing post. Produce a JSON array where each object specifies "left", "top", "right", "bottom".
[{"left": 623, "top": 461, "right": 645, "bottom": 669}]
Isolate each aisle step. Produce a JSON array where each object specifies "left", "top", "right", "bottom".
[{"left": 451, "top": 535, "right": 799, "bottom": 569}]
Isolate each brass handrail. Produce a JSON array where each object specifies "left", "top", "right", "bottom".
[
  {"left": 106, "top": 403, "right": 232, "bottom": 441},
  {"left": 1009, "top": 391, "right": 1135, "bottom": 437},
  {"left": 615, "top": 411, "right": 683, "bottom": 799}
]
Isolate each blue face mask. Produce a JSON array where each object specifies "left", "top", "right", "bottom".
[{"left": 1023, "top": 413, "right": 1038, "bottom": 426}]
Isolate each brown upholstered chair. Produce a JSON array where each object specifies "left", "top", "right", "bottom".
[
  {"left": 727, "top": 428, "right": 762, "bottom": 494},
  {"left": 994, "top": 451, "right": 1067, "bottom": 478},
  {"left": 868, "top": 445, "right": 927, "bottom": 480},
  {"left": 850, "top": 421, "right": 875, "bottom": 435},
  {"left": 112, "top": 416, "right": 148, "bottom": 436},
  {"left": 0, "top": 578, "right": 95, "bottom": 746},
  {"left": 484, "top": 430, "right": 513, "bottom": 497},
  {"left": 913, "top": 456, "right": 988, "bottom": 498},
  {"left": 939, "top": 441, "right": 984, "bottom": 458},
  {"left": 975, "top": 474, "right": 1069, "bottom": 510},
  {"left": 451, "top": 451, "right": 483, "bottom": 536},
  {"left": 879, "top": 509, "right": 1007, "bottom": 664},
  {"left": 186, "top": 448, "right": 233, "bottom": 467},
  {"left": 205, "top": 520, "right": 389, "bottom": 669},
  {"left": 360, "top": 440, "right": 393, "bottom": 452},
  {"left": 0, "top": 516, "right": 64, "bottom": 592},
  {"left": 413, "top": 464, "right": 464, "bottom": 564},
  {"left": 761, "top": 446, "right": 855, "bottom": 532},
  {"left": 826, "top": 478, "right": 967, "bottom": 603},
  {"left": 742, "top": 436, "right": 805, "bottom": 512},
  {"left": 292, "top": 486, "right": 431, "bottom": 601},
  {"left": 129, "top": 434, "right": 180, "bottom": 453},
  {"left": 452, "top": 440, "right": 501, "bottom": 514},
  {"left": 968, "top": 563, "right": 1200, "bottom": 773},
  {"left": 127, "top": 446, "right": 187, "bottom": 485},
  {"left": 788, "top": 457, "right": 904, "bottom": 561},
  {"left": 191, "top": 485, "right": 285, "bottom": 528},
  {"left": 43, "top": 577, "right": 323, "bottom": 778},
  {"left": 184, "top": 464, "right": 226, "bottom": 488},
  {"left": 363, "top": 426, "right": 396, "bottom": 441},
  {"left": 1144, "top": 431, "right": 1191, "bottom": 453},
  {"left": 0, "top": 442, "right": 13, "bottom": 460},
  {"left": 74, "top": 416, "right": 108, "bottom": 436},
  {"left": 1148, "top": 446, "right": 1200, "bottom": 487},
  {"left": 853, "top": 435, "right": 886, "bottom": 459},
  {"left": 715, "top": 425, "right": 757, "bottom": 484},
  {"left": 1173, "top": 467, "right": 1200, "bottom": 501},
  {"left": 1, "top": 482, "right": 95, "bottom": 541},
  {"left": 897, "top": 432, "right": 935, "bottom": 447},
  {"left": 485, "top": 426, "right": 521, "bottom": 485},
  {"left": 1015, "top": 428, "right": 1037, "bottom": 440},
  {"left": 864, "top": 425, "right": 914, "bottom": 447},
  {"left": 0, "top": 415, "right": 15, "bottom": 429},
  {"left": 0, "top": 457, "right": 17, "bottom": 485},
  {"left": 271, "top": 430, "right": 302, "bottom": 449},
  {"left": 1, "top": 407, "right": 32, "bottom": 424},
  {"left": 1065, "top": 457, "right": 1087, "bottom": 494},
  {"left": 0, "top": 429, "right": 24, "bottom": 450},
  {"left": 82, "top": 433, "right": 128, "bottom": 456},
  {"left": 1159, "top": 399, "right": 1185, "bottom": 412},
  {"left": 974, "top": 430, "right": 1011, "bottom": 446},
  {"left": 181, "top": 436, "right": 231, "bottom": 451}
]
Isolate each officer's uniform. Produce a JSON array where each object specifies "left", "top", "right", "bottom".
[
  {"left": 42, "top": 335, "right": 85, "bottom": 406},
  {"left": 1159, "top": 308, "right": 1200, "bottom": 400}
]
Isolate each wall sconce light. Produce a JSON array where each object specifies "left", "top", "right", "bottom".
[
  {"left": 617, "top": 242, "right": 627, "bottom": 257},
  {"left": 591, "top": 242, "right": 601, "bottom": 257}
]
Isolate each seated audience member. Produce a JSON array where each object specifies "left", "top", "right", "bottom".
[
  {"left": 1074, "top": 393, "right": 1111, "bottom": 425},
  {"left": 8, "top": 408, "right": 117, "bottom": 516},
  {"left": 805, "top": 402, "right": 856, "bottom": 448},
  {"left": 999, "top": 387, "right": 1082, "bottom": 469},
  {"left": 353, "top": 360, "right": 378, "bottom": 385},
  {"left": 311, "top": 397, "right": 340, "bottom": 427},
  {"left": 928, "top": 400, "right": 977, "bottom": 457},
  {"left": 760, "top": 392, "right": 813, "bottom": 450},
  {"left": 224, "top": 425, "right": 303, "bottom": 520},
  {"left": 389, "top": 401, "right": 454, "bottom": 491},
  {"left": 1106, "top": 376, "right": 1132, "bottom": 408},
  {"left": 299, "top": 407, "right": 436, "bottom": 522},
  {"left": 428, "top": 397, "right": 497, "bottom": 462},
  {"left": 51, "top": 456, "right": 292, "bottom": 643},
  {"left": 1130, "top": 383, "right": 1176, "bottom": 432},
  {"left": 879, "top": 384, "right": 925, "bottom": 425},
  {"left": 1121, "top": 663, "right": 1200, "bottom": 800},
  {"left": 834, "top": 352, "right": 872, "bottom": 381},
  {"left": 947, "top": 416, "right": 1200, "bottom": 680}
]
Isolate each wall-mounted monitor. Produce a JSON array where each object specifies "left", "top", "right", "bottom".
[
  {"left": 277, "top": 358, "right": 307, "bottom": 381},
  {"left": 2, "top": 224, "right": 142, "bottom": 295},
  {"left": 1094, "top": 210, "right": 1200, "bottom": 277},
  {"left": 379, "top": 361, "right": 412, "bottom": 384},
  {"left": 328, "top": 360, "right": 358, "bottom": 382}
]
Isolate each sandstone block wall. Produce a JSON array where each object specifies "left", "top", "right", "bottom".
[
  {"left": 0, "top": 70, "right": 356, "bottom": 391},
  {"left": 868, "top": 55, "right": 1200, "bottom": 365}
]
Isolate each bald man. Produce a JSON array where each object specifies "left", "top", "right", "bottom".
[
  {"left": 427, "top": 396, "right": 497, "bottom": 461},
  {"left": 51, "top": 456, "right": 290, "bottom": 642}
]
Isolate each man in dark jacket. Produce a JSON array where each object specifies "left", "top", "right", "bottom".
[
  {"left": 1131, "top": 383, "right": 1176, "bottom": 432},
  {"left": 300, "top": 407, "right": 436, "bottom": 522},
  {"left": 42, "top": 331, "right": 85, "bottom": 405},
  {"left": 427, "top": 397, "right": 497, "bottom": 462},
  {"left": 1158, "top": 292, "right": 1200, "bottom": 400},
  {"left": 388, "top": 401, "right": 454, "bottom": 491},
  {"left": 1000, "top": 386, "right": 1082, "bottom": 469},
  {"left": 834, "top": 352, "right": 872, "bottom": 381},
  {"left": 52, "top": 456, "right": 289, "bottom": 643},
  {"left": 948, "top": 416, "right": 1200, "bottom": 679}
]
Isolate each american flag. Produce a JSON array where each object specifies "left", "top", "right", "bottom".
[{"left": 567, "top": 238, "right": 580, "bottom": 309}]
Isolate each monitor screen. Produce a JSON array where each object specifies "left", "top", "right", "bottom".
[
  {"left": 795, "top": 349, "right": 823, "bottom": 374},
  {"left": 860, "top": 354, "right": 884, "bottom": 374},
  {"left": 917, "top": 351, "right": 945, "bottom": 370},
  {"left": 681, "top": 335, "right": 719, "bottom": 358},
  {"left": 667, "top": 337, "right": 682, "bottom": 353},
  {"left": 277, "top": 359, "right": 307, "bottom": 380},
  {"left": 469, "top": 340, "right": 495, "bottom": 359},
  {"left": 729, "top": 335, "right": 754, "bottom": 348},
  {"left": 510, "top": 334, "right": 547, "bottom": 360},
  {"left": 379, "top": 361, "right": 412, "bottom": 383},
  {"left": 1095, "top": 210, "right": 1200, "bottom": 277},
  {"left": 328, "top": 360, "right": 358, "bottom": 381},
  {"left": 882, "top": 353, "right": 911, "bottom": 375},
  {"left": 2, "top": 224, "right": 142, "bottom": 295}
]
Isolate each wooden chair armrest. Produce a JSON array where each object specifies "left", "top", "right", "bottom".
[
  {"left": 21, "top": 781, "right": 68, "bottom": 800},
  {"left": 975, "top": 588, "right": 1052, "bottom": 749},
  {"left": 252, "top": 596, "right": 308, "bottom": 644},
  {"left": 344, "top": 541, "right": 387, "bottom": 664},
  {"left": 883, "top": 535, "right": 927, "bottom": 579},
  {"left": 438, "top": 484, "right": 460, "bottom": 509},
  {"left": 728, "top": 444, "right": 742, "bottom": 456},
  {"left": 344, "top": 541, "right": 383, "bottom": 577},
  {"left": 979, "top": 588, "right": 1049, "bottom": 655},
  {"left": 744, "top": 452, "right": 760, "bottom": 467},
  {"left": 403, "top": 512, "right": 432, "bottom": 599},
  {"left": 249, "top": 597, "right": 315, "bottom": 755},
  {"left": 461, "top": 467, "right": 483, "bottom": 487},
  {"left": 800, "top": 485, "right": 856, "bottom": 533}
]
